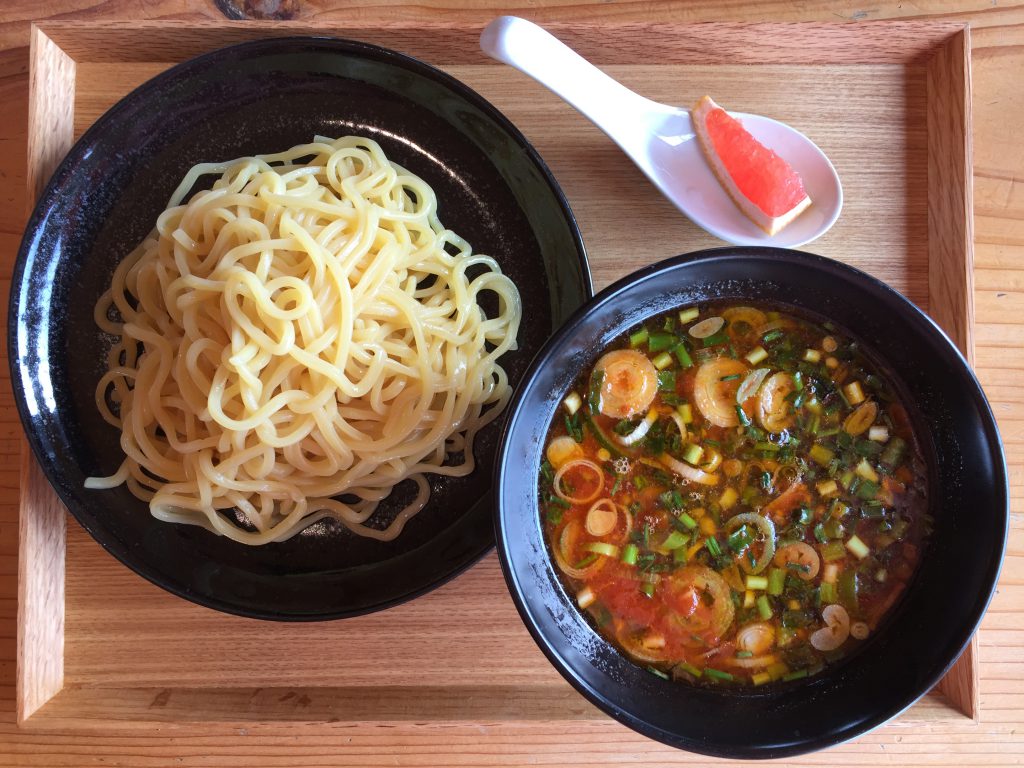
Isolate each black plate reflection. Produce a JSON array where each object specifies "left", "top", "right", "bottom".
[
  {"left": 10, "top": 37, "right": 591, "bottom": 620},
  {"left": 495, "top": 248, "right": 1006, "bottom": 758}
]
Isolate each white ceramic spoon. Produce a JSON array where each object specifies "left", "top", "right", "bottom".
[{"left": 480, "top": 16, "right": 842, "bottom": 248}]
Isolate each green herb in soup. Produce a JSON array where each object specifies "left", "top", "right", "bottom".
[{"left": 539, "top": 303, "right": 928, "bottom": 686}]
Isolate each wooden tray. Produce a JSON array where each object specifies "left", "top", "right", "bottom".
[{"left": 19, "top": 19, "right": 976, "bottom": 739}]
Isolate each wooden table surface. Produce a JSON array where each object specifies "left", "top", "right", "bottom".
[{"left": 0, "top": 2, "right": 1022, "bottom": 766}]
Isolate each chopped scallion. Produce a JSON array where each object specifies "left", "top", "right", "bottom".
[
  {"left": 661, "top": 530, "right": 688, "bottom": 551},
  {"left": 682, "top": 443, "right": 703, "bottom": 465},
  {"left": 676, "top": 661, "right": 702, "bottom": 678},
  {"left": 745, "top": 346, "right": 769, "bottom": 365},
  {"left": 746, "top": 575, "right": 769, "bottom": 591},
  {"left": 679, "top": 307, "right": 700, "bottom": 324},
  {"left": 673, "top": 342, "right": 693, "bottom": 368},
  {"left": 652, "top": 351, "right": 674, "bottom": 370},
  {"left": 584, "top": 541, "right": 620, "bottom": 558},
  {"left": 629, "top": 328, "right": 649, "bottom": 348},
  {"left": 647, "top": 332, "right": 675, "bottom": 352},
  {"left": 809, "top": 444, "right": 835, "bottom": 466},
  {"left": 845, "top": 534, "right": 870, "bottom": 559},
  {"left": 704, "top": 668, "right": 735, "bottom": 682},
  {"left": 822, "top": 540, "right": 847, "bottom": 562},
  {"left": 621, "top": 543, "right": 639, "bottom": 565},
  {"left": 678, "top": 512, "right": 698, "bottom": 530}
]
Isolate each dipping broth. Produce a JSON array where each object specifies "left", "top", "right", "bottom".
[{"left": 539, "top": 303, "right": 929, "bottom": 686}]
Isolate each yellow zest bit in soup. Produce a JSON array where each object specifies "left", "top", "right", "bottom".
[{"left": 539, "top": 303, "right": 929, "bottom": 686}]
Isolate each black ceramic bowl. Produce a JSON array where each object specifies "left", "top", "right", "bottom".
[
  {"left": 495, "top": 247, "right": 1006, "bottom": 758},
  {"left": 10, "top": 37, "right": 591, "bottom": 620}
]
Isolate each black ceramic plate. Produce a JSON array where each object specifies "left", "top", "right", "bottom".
[
  {"left": 10, "top": 37, "right": 591, "bottom": 620},
  {"left": 495, "top": 247, "right": 1007, "bottom": 758}
]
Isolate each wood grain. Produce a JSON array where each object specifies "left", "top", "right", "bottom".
[
  {"left": 0, "top": 2, "right": 1021, "bottom": 766},
  {"left": 16, "top": 456, "right": 65, "bottom": 724},
  {"left": 925, "top": 28, "right": 978, "bottom": 720},
  {"left": 35, "top": 19, "right": 968, "bottom": 65},
  {"left": 17, "top": 15, "right": 974, "bottom": 733}
]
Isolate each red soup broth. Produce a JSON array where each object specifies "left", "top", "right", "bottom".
[{"left": 538, "top": 302, "right": 929, "bottom": 686}]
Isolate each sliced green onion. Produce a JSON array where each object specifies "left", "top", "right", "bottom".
[
  {"left": 702, "top": 331, "right": 729, "bottom": 347},
  {"left": 584, "top": 542, "right": 620, "bottom": 558},
  {"left": 767, "top": 567, "right": 785, "bottom": 596},
  {"left": 621, "top": 543, "right": 639, "bottom": 565},
  {"left": 720, "top": 373, "right": 741, "bottom": 382},
  {"left": 781, "top": 668, "right": 809, "bottom": 682},
  {"left": 678, "top": 512, "right": 698, "bottom": 530},
  {"left": 678, "top": 307, "right": 700, "bottom": 324},
  {"left": 819, "top": 581, "right": 837, "bottom": 604},
  {"left": 728, "top": 526, "right": 753, "bottom": 553},
  {"left": 704, "top": 668, "right": 734, "bottom": 682},
  {"left": 676, "top": 661, "right": 702, "bottom": 678},
  {"left": 823, "top": 519, "right": 844, "bottom": 539},
  {"left": 813, "top": 523, "right": 828, "bottom": 543},
  {"left": 736, "top": 405, "right": 752, "bottom": 427},
  {"left": 586, "top": 369, "right": 603, "bottom": 414},
  {"left": 661, "top": 530, "right": 688, "bottom": 551},
  {"left": 822, "top": 540, "right": 847, "bottom": 562},
  {"left": 677, "top": 402, "right": 693, "bottom": 424},
  {"left": 855, "top": 458, "right": 879, "bottom": 483},
  {"left": 735, "top": 650, "right": 754, "bottom": 659},
  {"left": 705, "top": 536, "right": 722, "bottom": 557},
  {"left": 880, "top": 437, "right": 907, "bottom": 468},
  {"left": 745, "top": 346, "right": 769, "bottom": 365},
  {"left": 762, "top": 329, "right": 784, "bottom": 343},
  {"left": 646, "top": 666, "right": 669, "bottom": 680},
  {"left": 746, "top": 575, "right": 769, "bottom": 591},
  {"left": 845, "top": 535, "right": 870, "bottom": 560},
  {"left": 657, "top": 370, "right": 676, "bottom": 392},
  {"left": 640, "top": 582, "right": 656, "bottom": 598},
  {"left": 682, "top": 443, "right": 703, "bottom": 466},
  {"left": 756, "top": 595, "right": 773, "bottom": 620},
  {"left": 648, "top": 332, "right": 675, "bottom": 352},
  {"left": 838, "top": 569, "right": 859, "bottom": 609},
  {"left": 652, "top": 351, "right": 674, "bottom": 370},
  {"left": 671, "top": 341, "right": 693, "bottom": 369},
  {"left": 809, "top": 444, "right": 835, "bottom": 466},
  {"left": 629, "top": 328, "right": 649, "bottom": 348},
  {"left": 855, "top": 479, "right": 880, "bottom": 500}
]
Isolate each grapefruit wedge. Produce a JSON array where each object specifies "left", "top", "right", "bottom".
[{"left": 692, "top": 95, "right": 811, "bottom": 236}]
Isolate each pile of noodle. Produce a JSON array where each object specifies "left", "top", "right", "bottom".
[{"left": 86, "top": 136, "right": 522, "bottom": 544}]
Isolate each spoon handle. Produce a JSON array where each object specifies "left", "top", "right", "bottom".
[{"left": 480, "top": 16, "right": 669, "bottom": 150}]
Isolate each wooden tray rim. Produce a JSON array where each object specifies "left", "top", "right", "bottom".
[{"left": 17, "top": 17, "right": 976, "bottom": 731}]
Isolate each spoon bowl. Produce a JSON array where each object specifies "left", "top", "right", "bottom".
[{"left": 480, "top": 16, "right": 843, "bottom": 247}]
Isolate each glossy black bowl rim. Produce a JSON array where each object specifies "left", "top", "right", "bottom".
[
  {"left": 493, "top": 246, "right": 1008, "bottom": 756},
  {"left": 9, "top": 35, "right": 591, "bottom": 621}
]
